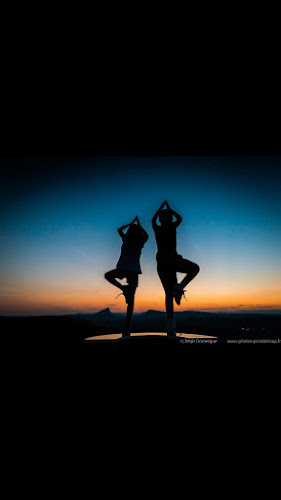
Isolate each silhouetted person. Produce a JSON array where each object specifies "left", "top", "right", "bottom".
[
  {"left": 105, "top": 216, "right": 148, "bottom": 336},
  {"left": 152, "top": 201, "right": 200, "bottom": 335}
]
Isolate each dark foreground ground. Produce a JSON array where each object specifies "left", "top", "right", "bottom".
[{"left": 1, "top": 310, "right": 281, "bottom": 347}]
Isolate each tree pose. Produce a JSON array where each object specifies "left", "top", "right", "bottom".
[
  {"left": 152, "top": 201, "right": 200, "bottom": 335},
  {"left": 105, "top": 216, "right": 148, "bottom": 336}
]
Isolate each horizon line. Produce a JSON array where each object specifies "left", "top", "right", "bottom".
[{"left": 2, "top": 307, "right": 281, "bottom": 318}]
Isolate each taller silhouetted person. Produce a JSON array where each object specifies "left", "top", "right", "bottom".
[
  {"left": 105, "top": 216, "right": 148, "bottom": 337},
  {"left": 152, "top": 201, "right": 200, "bottom": 335}
]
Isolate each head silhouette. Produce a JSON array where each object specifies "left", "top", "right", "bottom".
[
  {"left": 159, "top": 208, "right": 173, "bottom": 227},
  {"left": 126, "top": 223, "right": 143, "bottom": 241}
]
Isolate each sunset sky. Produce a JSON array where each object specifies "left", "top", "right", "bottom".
[{"left": 1, "top": 156, "right": 281, "bottom": 315}]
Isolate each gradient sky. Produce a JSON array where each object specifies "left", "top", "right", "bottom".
[{"left": 1, "top": 156, "right": 281, "bottom": 315}]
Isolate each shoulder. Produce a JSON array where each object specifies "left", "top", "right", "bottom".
[{"left": 121, "top": 233, "right": 128, "bottom": 243}]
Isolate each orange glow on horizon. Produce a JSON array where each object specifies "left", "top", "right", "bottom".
[
  {"left": 1, "top": 286, "right": 281, "bottom": 315},
  {"left": 2, "top": 267, "right": 281, "bottom": 315}
]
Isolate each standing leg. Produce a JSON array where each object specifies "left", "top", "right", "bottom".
[
  {"left": 123, "top": 290, "right": 136, "bottom": 336},
  {"left": 165, "top": 289, "right": 174, "bottom": 320},
  {"left": 122, "top": 272, "right": 138, "bottom": 337},
  {"left": 158, "top": 266, "right": 177, "bottom": 336}
]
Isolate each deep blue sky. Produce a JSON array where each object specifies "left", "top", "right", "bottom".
[{"left": 1, "top": 156, "right": 281, "bottom": 314}]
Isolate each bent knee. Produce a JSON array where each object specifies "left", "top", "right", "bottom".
[{"left": 193, "top": 263, "right": 200, "bottom": 275}]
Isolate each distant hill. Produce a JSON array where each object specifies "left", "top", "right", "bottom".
[
  {"left": 68, "top": 307, "right": 125, "bottom": 322},
  {"left": 66, "top": 308, "right": 281, "bottom": 338},
  {"left": 1, "top": 308, "right": 280, "bottom": 345},
  {"left": 89, "top": 307, "right": 113, "bottom": 320}
]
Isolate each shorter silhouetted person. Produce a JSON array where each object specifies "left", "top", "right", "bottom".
[
  {"left": 152, "top": 201, "right": 200, "bottom": 336},
  {"left": 105, "top": 216, "right": 148, "bottom": 336}
]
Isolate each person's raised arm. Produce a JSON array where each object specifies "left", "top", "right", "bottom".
[
  {"left": 118, "top": 217, "right": 137, "bottom": 238},
  {"left": 136, "top": 216, "right": 149, "bottom": 243},
  {"left": 152, "top": 201, "right": 167, "bottom": 230},
  {"left": 172, "top": 209, "right": 182, "bottom": 227},
  {"left": 166, "top": 202, "right": 182, "bottom": 227}
]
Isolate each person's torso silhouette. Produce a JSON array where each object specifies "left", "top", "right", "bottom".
[
  {"left": 117, "top": 229, "right": 144, "bottom": 274},
  {"left": 154, "top": 222, "right": 177, "bottom": 257}
]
